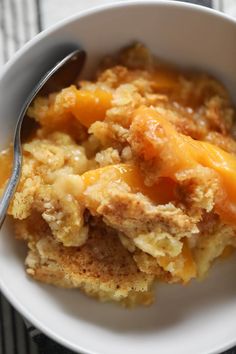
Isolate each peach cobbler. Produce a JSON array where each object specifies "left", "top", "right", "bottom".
[{"left": 1, "top": 44, "right": 236, "bottom": 306}]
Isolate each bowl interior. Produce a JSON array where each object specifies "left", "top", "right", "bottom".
[{"left": 0, "top": 2, "right": 236, "bottom": 354}]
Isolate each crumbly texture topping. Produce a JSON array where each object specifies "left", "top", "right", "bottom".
[{"left": 0, "top": 43, "right": 236, "bottom": 306}]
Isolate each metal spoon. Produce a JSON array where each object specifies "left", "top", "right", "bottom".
[{"left": 0, "top": 48, "right": 86, "bottom": 228}]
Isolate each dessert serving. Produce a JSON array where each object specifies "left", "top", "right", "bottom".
[{"left": 1, "top": 43, "right": 236, "bottom": 306}]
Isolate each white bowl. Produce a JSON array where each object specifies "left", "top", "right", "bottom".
[{"left": 0, "top": 2, "right": 236, "bottom": 354}]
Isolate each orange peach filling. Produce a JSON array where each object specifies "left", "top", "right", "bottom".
[
  {"left": 3, "top": 103, "right": 236, "bottom": 227},
  {"left": 132, "top": 106, "right": 236, "bottom": 224},
  {"left": 81, "top": 163, "right": 177, "bottom": 206},
  {"left": 71, "top": 88, "right": 112, "bottom": 127},
  {"left": 0, "top": 149, "right": 12, "bottom": 189}
]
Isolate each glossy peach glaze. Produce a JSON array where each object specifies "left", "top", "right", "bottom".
[
  {"left": 81, "top": 163, "right": 177, "bottom": 206},
  {"left": 71, "top": 88, "right": 112, "bottom": 127},
  {"left": 132, "top": 106, "right": 236, "bottom": 224},
  {"left": 31, "top": 86, "right": 112, "bottom": 131},
  {"left": 0, "top": 149, "right": 12, "bottom": 189}
]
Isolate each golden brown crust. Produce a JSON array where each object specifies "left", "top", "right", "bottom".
[
  {"left": 19, "top": 216, "right": 154, "bottom": 304},
  {"left": 98, "top": 192, "right": 198, "bottom": 239}
]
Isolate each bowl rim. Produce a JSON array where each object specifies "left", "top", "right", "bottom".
[
  {"left": 0, "top": 1, "right": 236, "bottom": 354},
  {"left": 0, "top": 0, "right": 236, "bottom": 81}
]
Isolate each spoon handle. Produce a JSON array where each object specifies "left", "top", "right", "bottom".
[
  {"left": 0, "top": 57, "right": 60, "bottom": 228},
  {"left": 0, "top": 48, "right": 86, "bottom": 228},
  {"left": 0, "top": 85, "right": 35, "bottom": 228}
]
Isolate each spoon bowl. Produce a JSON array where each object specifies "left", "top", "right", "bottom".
[{"left": 0, "top": 48, "right": 86, "bottom": 228}]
